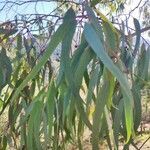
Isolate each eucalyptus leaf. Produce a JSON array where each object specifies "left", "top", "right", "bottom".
[
  {"left": 11, "top": 8, "right": 76, "bottom": 104},
  {"left": 84, "top": 23, "right": 133, "bottom": 142}
]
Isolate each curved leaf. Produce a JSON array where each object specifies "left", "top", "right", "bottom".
[
  {"left": 84, "top": 23, "right": 133, "bottom": 142},
  {"left": 10, "top": 8, "right": 76, "bottom": 104}
]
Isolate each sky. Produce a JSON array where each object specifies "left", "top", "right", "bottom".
[
  {"left": 0, "top": 0, "right": 144, "bottom": 21},
  {"left": 0, "top": 0, "right": 149, "bottom": 41},
  {"left": 124, "top": 0, "right": 149, "bottom": 41},
  {"left": 0, "top": 1, "right": 57, "bottom": 21}
]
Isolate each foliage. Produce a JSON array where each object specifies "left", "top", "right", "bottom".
[
  {"left": 0, "top": 0, "right": 150, "bottom": 149},
  {"left": 140, "top": 0, "right": 150, "bottom": 36}
]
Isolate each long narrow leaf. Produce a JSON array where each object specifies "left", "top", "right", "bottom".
[
  {"left": 84, "top": 23, "right": 133, "bottom": 142},
  {"left": 133, "top": 18, "right": 141, "bottom": 58},
  {"left": 11, "top": 8, "right": 76, "bottom": 104}
]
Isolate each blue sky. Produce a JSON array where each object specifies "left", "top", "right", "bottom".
[
  {"left": 0, "top": 0, "right": 149, "bottom": 41},
  {"left": 0, "top": 1, "right": 57, "bottom": 21}
]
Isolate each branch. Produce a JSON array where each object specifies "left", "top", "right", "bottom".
[
  {"left": 0, "top": 0, "right": 81, "bottom": 12},
  {"left": 131, "top": 26, "right": 150, "bottom": 37},
  {"left": 127, "top": 0, "right": 143, "bottom": 19},
  {"left": 138, "top": 136, "right": 150, "bottom": 150}
]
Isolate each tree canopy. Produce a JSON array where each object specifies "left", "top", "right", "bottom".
[{"left": 0, "top": 0, "right": 150, "bottom": 149}]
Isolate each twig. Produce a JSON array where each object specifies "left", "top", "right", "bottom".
[
  {"left": 131, "top": 26, "right": 150, "bottom": 37},
  {"left": 131, "top": 140, "right": 139, "bottom": 150},
  {"left": 139, "top": 0, "right": 149, "bottom": 12},
  {"left": 127, "top": 0, "right": 143, "bottom": 20},
  {"left": 138, "top": 136, "right": 150, "bottom": 150},
  {"left": 113, "top": 22, "right": 150, "bottom": 46}
]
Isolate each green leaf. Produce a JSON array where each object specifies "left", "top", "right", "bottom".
[
  {"left": 10, "top": 8, "right": 76, "bottom": 104},
  {"left": 23, "top": 36, "right": 31, "bottom": 62},
  {"left": 42, "top": 111, "right": 48, "bottom": 150},
  {"left": 1, "top": 135, "right": 7, "bottom": 150},
  {"left": 145, "top": 47, "right": 150, "bottom": 81},
  {"left": 27, "top": 98, "right": 44, "bottom": 150},
  {"left": 113, "top": 99, "right": 124, "bottom": 148},
  {"left": 77, "top": 117, "right": 84, "bottom": 150},
  {"left": 83, "top": 23, "right": 130, "bottom": 96},
  {"left": 0, "top": 48, "right": 12, "bottom": 90},
  {"left": 33, "top": 101, "right": 43, "bottom": 150},
  {"left": 0, "top": 99, "right": 3, "bottom": 110},
  {"left": 120, "top": 21, "right": 126, "bottom": 63},
  {"left": 46, "top": 81, "right": 56, "bottom": 140},
  {"left": 104, "top": 106, "right": 116, "bottom": 150},
  {"left": 84, "top": 23, "right": 133, "bottom": 142},
  {"left": 73, "top": 92, "right": 92, "bottom": 130},
  {"left": 71, "top": 52, "right": 93, "bottom": 129},
  {"left": 91, "top": 68, "right": 113, "bottom": 149},
  {"left": 91, "top": 0, "right": 101, "bottom": 6},
  {"left": 60, "top": 7, "right": 76, "bottom": 86},
  {"left": 133, "top": 18, "right": 141, "bottom": 58},
  {"left": 17, "top": 33, "right": 22, "bottom": 51},
  {"left": 106, "top": 72, "right": 116, "bottom": 109},
  {"left": 86, "top": 63, "right": 100, "bottom": 110},
  {"left": 0, "top": 68, "right": 4, "bottom": 90},
  {"left": 137, "top": 45, "right": 150, "bottom": 81},
  {"left": 19, "top": 101, "right": 35, "bottom": 126},
  {"left": 85, "top": 5, "right": 104, "bottom": 42},
  {"left": 102, "top": 21, "right": 119, "bottom": 54},
  {"left": 132, "top": 84, "right": 141, "bottom": 131},
  {"left": 71, "top": 38, "right": 88, "bottom": 74},
  {"left": 8, "top": 102, "right": 22, "bottom": 127},
  {"left": 27, "top": 105, "right": 35, "bottom": 150},
  {"left": 19, "top": 88, "right": 45, "bottom": 127},
  {"left": 67, "top": 96, "right": 76, "bottom": 132},
  {"left": 63, "top": 88, "right": 72, "bottom": 124},
  {"left": 20, "top": 122, "right": 26, "bottom": 149},
  {"left": 74, "top": 47, "right": 94, "bottom": 88}
]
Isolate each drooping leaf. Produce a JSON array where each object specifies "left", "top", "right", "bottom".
[
  {"left": 46, "top": 81, "right": 56, "bottom": 140},
  {"left": 137, "top": 45, "right": 150, "bottom": 81},
  {"left": 0, "top": 48, "right": 12, "bottom": 91},
  {"left": 74, "top": 47, "right": 94, "bottom": 88},
  {"left": 133, "top": 18, "right": 141, "bottom": 58},
  {"left": 73, "top": 91, "right": 92, "bottom": 130},
  {"left": 59, "top": 7, "right": 76, "bottom": 86},
  {"left": 102, "top": 21, "right": 119, "bottom": 54},
  {"left": 27, "top": 92, "right": 44, "bottom": 150},
  {"left": 19, "top": 88, "right": 45, "bottom": 127},
  {"left": 85, "top": 5, "right": 104, "bottom": 43},
  {"left": 132, "top": 84, "right": 142, "bottom": 131},
  {"left": 10, "top": 8, "right": 77, "bottom": 104},
  {"left": 84, "top": 23, "right": 133, "bottom": 142},
  {"left": 33, "top": 101, "right": 43, "bottom": 150},
  {"left": 113, "top": 99, "right": 124, "bottom": 148},
  {"left": 23, "top": 36, "right": 31, "bottom": 62},
  {"left": 71, "top": 38, "right": 88, "bottom": 75},
  {"left": 92, "top": 68, "right": 114, "bottom": 149},
  {"left": 86, "top": 63, "right": 100, "bottom": 111},
  {"left": 104, "top": 106, "right": 117, "bottom": 150}
]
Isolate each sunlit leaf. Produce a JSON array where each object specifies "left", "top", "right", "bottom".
[{"left": 84, "top": 23, "right": 133, "bottom": 142}]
